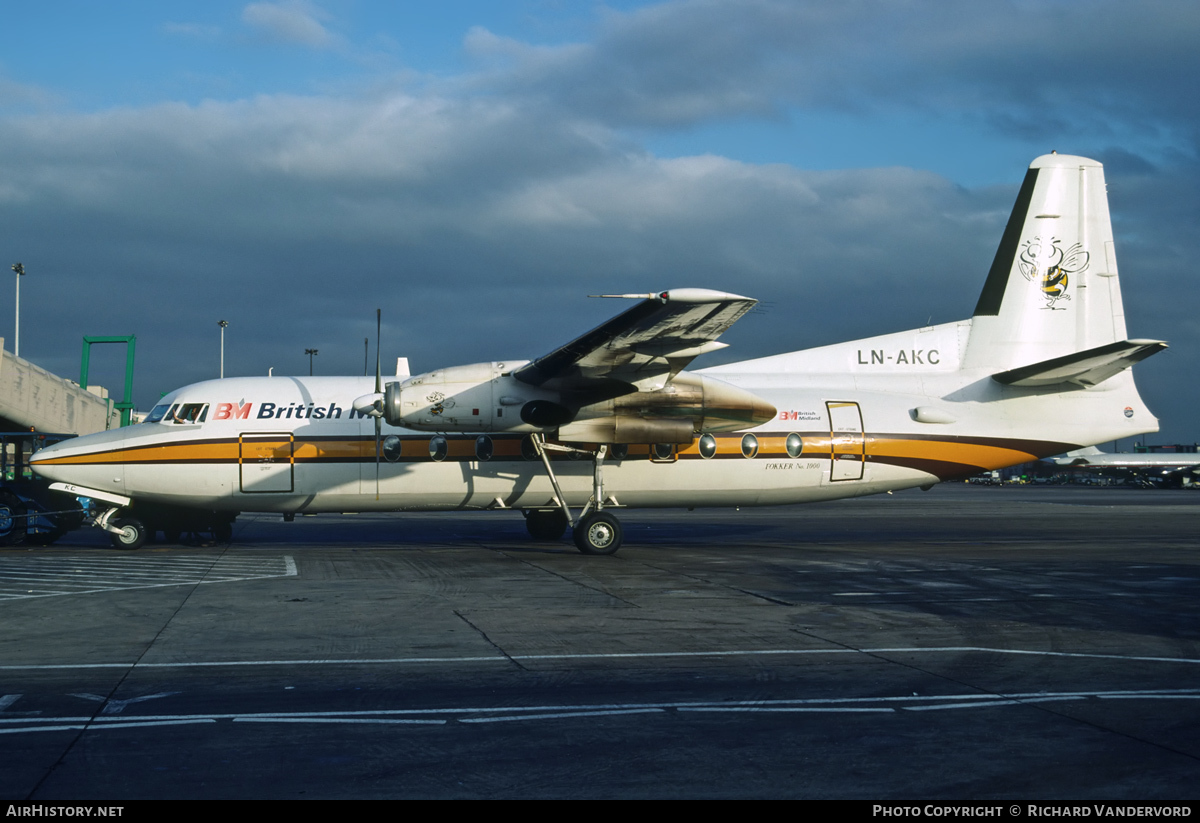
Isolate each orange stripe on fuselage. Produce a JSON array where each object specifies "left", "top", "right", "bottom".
[
  {"left": 866, "top": 437, "right": 1037, "bottom": 472},
  {"left": 34, "top": 432, "right": 1050, "bottom": 476}
]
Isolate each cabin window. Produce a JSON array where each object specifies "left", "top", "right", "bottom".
[
  {"left": 382, "top": 435, "right": 402, "bottom": 462},
  {"left": 698, "top": 434, "right": 717, "bottom": 459},
  {"left": 429, "top": 436, "right": 448, "bottom": 462},
  {"left": 521, "top": 435, "right": 539, "bottom": 461},
  {"left": 741, "top": 434, "right": 759, "bottom": 459},
  {"left": 652, "top": 443, "right": 674, "bottom": 460},
  {"left": 786, "top": 433, "right": 804, "bottom": 459},
  {"left": 609, "top": 443, "right": 628, "bottom": 461},
  {"left": 475, "top": 435, "right": 493, "bottom": 462}
]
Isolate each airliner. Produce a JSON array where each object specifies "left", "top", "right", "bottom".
[
  {"left": 1050, "top": 446, "right": 1199, "bottom": 484},
  {"left": 31, "top": 153, "right": 1166, "bottom": 554}
]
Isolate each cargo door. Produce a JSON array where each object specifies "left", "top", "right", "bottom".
[
  {"left": 240, "top": 432, "right": 294, "bottom": 493},
  {"left": 827, "top": 401, "right": 865, "bottom": 481}
]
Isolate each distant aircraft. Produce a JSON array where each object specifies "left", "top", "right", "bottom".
[
  {"left": 1050, "top": 446, "right": 1200, "bottom": 484},
  {"left": 32, "top": 154, "right": 1166, "bottom": 554}
]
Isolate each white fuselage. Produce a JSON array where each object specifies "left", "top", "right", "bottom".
[{"left": 30, "top": 326, "right": 1157, "bottom": 516}]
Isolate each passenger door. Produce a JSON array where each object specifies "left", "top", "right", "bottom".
[
  {"left": 827, "top": 401, "right": 865, "bottom": 482},
  {"left": 239, "top": 433, "right": 294, "bottom": 493}
]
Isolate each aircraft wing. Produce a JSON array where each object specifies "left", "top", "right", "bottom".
[{"left": 512, "top": 289, "right": 756, "bottom": 394}]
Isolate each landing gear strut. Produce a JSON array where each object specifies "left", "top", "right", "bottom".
[{"left": 529, "top": 433, "right": 623, "bottom": 556}]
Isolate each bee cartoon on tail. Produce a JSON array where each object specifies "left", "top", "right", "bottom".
[{"left": 1018, "top": 236, "right": 1089, "bottom": 310}]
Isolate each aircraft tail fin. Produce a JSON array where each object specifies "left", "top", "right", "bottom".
[{"left": 962, "top": 154, "right": 1161, "bottom": 379}]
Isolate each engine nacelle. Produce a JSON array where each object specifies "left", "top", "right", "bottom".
[
  {"left": 558, "top": 373, "right": 775, "bottom": 443},
  {"left": 382, "top": 364, "right": 775, "bottom": 441},
  {"left": 382, "top": 361, "right": 552, "bottom": 433}
]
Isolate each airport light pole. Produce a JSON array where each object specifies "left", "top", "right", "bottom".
[
  {"left": 11, "top": 263, "right": 24, "bottom": 357},
  {"left": 218, "top": 320, "right": 228, "bottom": 378},
  {"left": 306, "top": 348, "right": 318, "bottom": 376}
]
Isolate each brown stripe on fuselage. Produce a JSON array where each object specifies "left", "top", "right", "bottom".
[{"left": 34, "top": 430, "right": 1078, "bottom": 481}]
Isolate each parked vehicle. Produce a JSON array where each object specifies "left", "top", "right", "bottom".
[{"left": 0, "top": 432, "right": 84, "bottom": 546}]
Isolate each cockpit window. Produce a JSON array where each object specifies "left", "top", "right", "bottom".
[
  {"left": 167, "top": 403, "right": 209, "bottom": 424},
  {"left": 144, "top": 404, "right": 172, "bottom": 424}
]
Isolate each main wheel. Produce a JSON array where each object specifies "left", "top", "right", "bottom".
[
  {"left": 0, "top": 491, "right": 26, "bottom": 547},
  {"left": 109, "top": 516, "right": 148, "bottom": 550},
  {"left": 525, "top": 509, "right": 569, "bottom": 541},
  {"left": 572, "top": 511, "right": 623, "bottom": 556}
]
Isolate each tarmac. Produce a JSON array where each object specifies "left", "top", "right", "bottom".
[{"left": 1, "top": 483, "right": 1198, "bottom": 799}]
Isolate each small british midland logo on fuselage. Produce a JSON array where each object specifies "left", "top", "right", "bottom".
[{"left": 1018, "top": 236, "right": 1089, "bottom": 310}]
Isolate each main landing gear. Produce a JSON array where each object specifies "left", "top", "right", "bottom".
[{"left": 525, "top": 433, "right": 624, "bottom": 555}]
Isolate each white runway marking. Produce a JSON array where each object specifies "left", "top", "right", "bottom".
[
  {"left": 0, "top": 554, "right": 297, "bottom": 600},
  {"left": 461, "top": 708, "right": 666, "bottom": 723},
  {"left": 1, "top": 689, "right": 1196, "bottom": 736},
  {"left": 233, "top": 717, "right": 446, "bottom": 726},
  {"left": 3, "top": 646, "right": 1198, "bottom": 671}
]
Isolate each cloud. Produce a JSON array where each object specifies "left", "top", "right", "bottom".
[
  {"left": 241, "top": 1, "right": 341, "bottom": 49},
  {"left": 463, "top": 0, "right": 1200, "bottom": 152},
  {"left": 0, "top": 89, "right": 1017, "bottom": 398},
  {"left": 0, "top": 73, "right": 57, "bottom": 112}
]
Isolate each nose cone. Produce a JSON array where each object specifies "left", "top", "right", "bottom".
[{"left": 30, "top": 429, "right": 129, "bottom": 494}]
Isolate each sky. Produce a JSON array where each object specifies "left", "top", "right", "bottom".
[{"left": 1, "top": 0, "right": 1197, "bottom": 447}]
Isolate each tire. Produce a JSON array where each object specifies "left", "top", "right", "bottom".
[
  {"left": 572, "top": 511, "right": 623, "bottom": 556},
  {"left": 0, "top": 491, "right": 26, "bottom": 547},
  {"left": 109, "top": 516, "right": 148, "bottom": 550},
  {"left": 213, "top": 521, "right": 233, "bottom": 543},
  {"left": 526, "top": 509, "right": 569, "bottom": 541}
]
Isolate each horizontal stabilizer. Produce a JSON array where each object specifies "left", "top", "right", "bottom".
[{"left": 992, "top": 339, "right": 1166, "bottom": 388}]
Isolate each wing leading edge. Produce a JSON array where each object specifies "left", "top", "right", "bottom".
[{"left": 512, "top": 289, "right": 757, "bottom": 394}]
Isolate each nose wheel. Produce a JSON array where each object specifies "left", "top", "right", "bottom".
[{"left": 109, "top": 516, "right": 148, "bottom": 550}]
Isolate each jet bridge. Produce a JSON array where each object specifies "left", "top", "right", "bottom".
[{"left": 0, "top": 339, "right": 120, "bottom": 434}]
